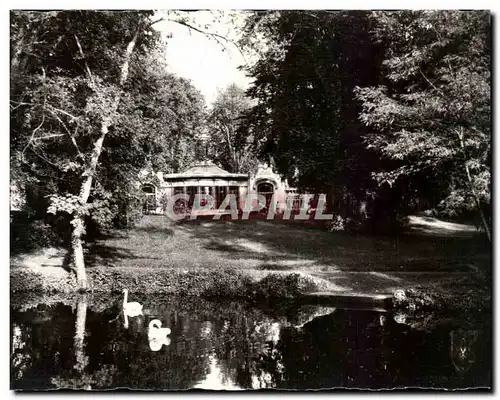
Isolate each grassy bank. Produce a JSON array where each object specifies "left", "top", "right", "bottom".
[
  {"left": 10, "top": 215, "right": 490, "bottom": 310},
  {"left": 11, "top": 264, "right": 336, "bottom": 300},
  {"left": 83, "top": 215, "right": 489, "bottom": 273}
]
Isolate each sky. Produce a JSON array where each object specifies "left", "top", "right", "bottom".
[{"left": 154, "top": 11, "right": 253, "bottom": 107}]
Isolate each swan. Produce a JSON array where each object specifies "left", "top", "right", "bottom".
[
  {"left": 148, "top": 319, "right": 172, "bottom": 352},
  {"left": 122, "top": 289, "right": 143, "bottom": 317},
  {"left": 148, "top": 319, "right": 171, "bottom": 337},
  {"left": 149, "top": 336, "right": 171, "bottom": 351}
]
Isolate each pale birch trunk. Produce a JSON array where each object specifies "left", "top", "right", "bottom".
[
  {"left": 71, "top": 28, "right": 142, "bottom": 291},
  {"left": 464, "top": 161, "right": 491, "bottom": 242},
  {"left": 457, "top": 128, "right": 491, "bottom": 242},
  {"left": 74, "top": 295, "right": 88, "bottom": 373},
  {"left": 72, "top": 295, "right": 91, "bottom": 389},
  {"left": 223, "top": 124, "right": 237, "bottom": 171}
]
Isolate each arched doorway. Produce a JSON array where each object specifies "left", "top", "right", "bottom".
[
  {"left": 256, "top": 180, "right": 276, "bottom": 210},
  {"left": 142, "top": 184, "right": 157, "bottom": 214}
]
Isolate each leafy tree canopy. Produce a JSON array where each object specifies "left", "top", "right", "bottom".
[
  {"left": 207, "top": 83, "right": 258, "bottom": 173},
  {"left": 355, "top": 10, "right": 491, "bottom": 236},
  {"left": 240, "top": 11, "right": 383, "bottom": 197}
]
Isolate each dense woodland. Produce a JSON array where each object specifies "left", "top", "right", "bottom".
[{"left": 10, "top": 10, "right": 491, "bottom": 290}]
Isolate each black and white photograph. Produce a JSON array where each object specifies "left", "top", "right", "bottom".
[{"left": 9, "top": 7, "right": 492, "bottom": 391}]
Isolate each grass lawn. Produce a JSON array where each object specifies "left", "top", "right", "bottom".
[{"left": 81, "top": 214, "right": 490, "bottom": 296}]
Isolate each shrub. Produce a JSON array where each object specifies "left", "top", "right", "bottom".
[
  {"left": 248, "top": 272, "right": 332, "bottom": 300},
  {"left": 10, "top": 215, "right": 64, "bottom": 255},
  {"left": 327, "top": 215, "right": 346, "bottom": 232}
]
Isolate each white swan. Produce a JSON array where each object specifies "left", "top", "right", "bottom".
[
  {"left": 149, "top": 336, "right": 171, "bottom": 352},
  {"left": 148, "top": 319, "right": 171, "bottom": 337},
  {"left": 148, "top": 319, "right": 171, "bottom": 351},
  {"left": 122, "top": 289, "right": 143, "bottom": 317}
]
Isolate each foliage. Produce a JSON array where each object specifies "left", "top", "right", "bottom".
[
  {"left": 10, "top": 11, "right": 158, "bottom": 239},
  {"left": 327, "top": 215, "right": 346, "bottom": 232},
  {"left": 119, "top": 51, "right": 206, "bottom": 174},
  {"left": 10, "top": 216, "right": 65, "bottom": 255},
  {"left": 241, "top": 11, "right": 491, "bottom": 237},
  {"left": 248, "top": 272, "right": 333, "bottom": 300},
  {"left": 355, "top": 11, "right": 491, "bottom": 234},
  {"left": 207, "top": 83, "right": 258, "bottom": 173},
  {"left": 11, "top": 262, "right": 335, "bottom": 300},
  {"left": 10, "top": 10, "right": 207, "bottom": 248},
  {"left": 240, "top": 11, "right": 384, "bottom": 200}
]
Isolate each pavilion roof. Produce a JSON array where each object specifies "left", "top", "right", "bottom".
[{"left": 162, "top": 161, "right": 248, "bottom": 180}]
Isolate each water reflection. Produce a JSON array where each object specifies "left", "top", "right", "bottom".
[
  {"left": 10, "top": 295, "right": 491, "bottom": 391},
  {"left": 147, "top": 319, "right": 171, "bottom": 351},
  {"left": 72, "top": 296, "right": 91, "bottom": 389},
  {"left": 74, "top": 296, "right": 87, "bottom": 373},
  {"left": 11, "top": 324, "right": 29, "bottom": 381},
  {"left": 450, "top": 330, "right": 478, "bottom": 375},
  {"left": 194, "top": 353, "right": 242, "bottom": 390}
]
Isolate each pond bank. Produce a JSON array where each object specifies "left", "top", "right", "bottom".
[
  {"left": 10, "top": 262, "right": 335, "bottom": 298},
  {"left": 10, "top": 215, "right": 491, "bottom": 313},
  {"left": 10, "top": 261, "right": 490, "bottom": 314}
]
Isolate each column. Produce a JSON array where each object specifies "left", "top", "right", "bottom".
[
  {"left": 239, "top": 185, "right": 248, "bottom": 211},
  {"left": 214, "top": 186, "right": 219, "bottom": 209}
]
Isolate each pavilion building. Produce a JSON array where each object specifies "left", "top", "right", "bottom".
[{"left": 140, "top": 161, "right": 298, "bottom": 216}]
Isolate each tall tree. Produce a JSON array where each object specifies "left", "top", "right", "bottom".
[
  {"left": 92, "top": 50, "right": 207, "bottom": 226},
  {"left": 240, "top": 11, "right": 384, "bottom": 204},
  {"left": 355, "top": 11, "right": 491, "bottom": 240},
  {"left": 207, "top": 83, "right": 257, "bottom": 173},
  {"left": 122, "top": 49, "right": 207, "bottom": 174},
  {"left": 10, "top": 10, "right": 240, "bottom": 290},
  {"left": 11, "top": 10, "right": 163, "bottom": 289}
]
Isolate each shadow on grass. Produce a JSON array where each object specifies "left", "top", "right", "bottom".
[
  {"left": 86, "top": 243, "right": 161, "bottom": 268},
  {"left": 85, "top": 215, "right": 490, "bottom": 296},
  {"left": 204, "top": 240, "right": 243, "bottom": 254},
  {"left": 258, "top": 263, "right": 295, "bottom": 271},
  {"left": 133, "top": 225, "right": 175, "bottom": 236},
  {"left": 174, "top": 217, "right": 490, "bottom": 274}
]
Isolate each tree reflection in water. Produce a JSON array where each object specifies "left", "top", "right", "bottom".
[
  {"left": 11, "top": 323, "right": 30, "bottom": 382},
  {"left": 51, "top": 295, "right": 116, "bottom": 390},
  {"left": 73, "top": 296, "right": 88, "bottom": 377},
  {"left": 10, "top": 296, "right": 491, "bottom": 391},
  {"left": 450, "top": 330, "right": 478, "bottom": 375},
  {"left": 193, "top": 353, "right": 242, "bottom": 390}
]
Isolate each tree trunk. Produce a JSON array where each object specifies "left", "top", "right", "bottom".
[
  {"left": 70, "top": 27, "right": 142, "bottom": 291},
  {"left": 464, "top": 162, "right": 491, "bottom": 242},
  {"left": 457, "top": 128, "right": 491, "bottom": 242},
  {"left": 74, "top": 294, "right": 88, "bottom": 373},
  {"left": 222, "top": 122, "right": 237, "bottom": 172},
  {"left": 71, "top": 215, "right": 88, "bottom": 291}
]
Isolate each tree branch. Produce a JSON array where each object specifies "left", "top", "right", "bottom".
[
  {"left": 10, "top": 101, "right": 33, "bottom": 111},
  {"left": 148, "top": 17, "right": 165, "bottom": 27},
  {"left": 169, "top": 18, "right": 247, "bottom": 62},
  {"left": 47, "top": 105, "right": 79, "bottom": 121},
  {"left": 419, "top": 69, "right": 446, "bottom": 99},
  {"left": 74, "top": 34, "right": 95, "bottom": 87},
  {"left": 33, "top": 133, "right": 65, "bottom": 140},
  {"left": 21, "top": 114, "right": 45, "bottom": 162},
  {"left": 46, "top": 108, "right": 84, "bottom": 159},
  {"left": 29, "top": 145, "right": 61, "bottom": 169}
]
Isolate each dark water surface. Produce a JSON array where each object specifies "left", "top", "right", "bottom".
[{"left": 11, "top": 294, "right": 491, "bottom": 391}]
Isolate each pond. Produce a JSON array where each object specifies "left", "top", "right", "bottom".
[{"left": 10, "top": 294, "right": 491, "bottom": 391}]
